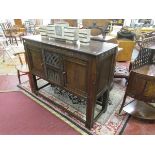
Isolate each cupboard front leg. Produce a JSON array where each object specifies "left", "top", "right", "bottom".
[
  {"left": 85, "top": 58, "right": 97, "bottom": 129},
  {"left": 86, "top": 95, "right": 96, "bottom": 129},
  {"left": 28, "top": 73, "right": 38, "bottom": 94}
]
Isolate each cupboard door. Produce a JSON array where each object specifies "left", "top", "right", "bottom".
[
  {"left": 44, "top": 50, "right": 63, "bottom": 86},
  {"left": 63, "top": 57, "right": 88, "bottom": 97},
  {"left": 26, "top": 45, "right": 45, "bottom": 77}
]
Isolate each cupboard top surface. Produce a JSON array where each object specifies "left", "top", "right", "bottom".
[{"left": 23, "top": 35, "right": 117, "bottom": 56}]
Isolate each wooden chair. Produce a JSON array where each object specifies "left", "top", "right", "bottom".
[
  {"left": 64, "top": 19, "right": 78, "bottom": 27},
  {"left": 119, "top": 39, "right": 155, "bottom": 119},
  {"left": 13, "top": 51, "right": 29, "bottom": 84},
  {"left": 82, "top": 19, "right": 110, "bottom": 38},
  {"left": 0, "top": 22, "right": 24, "bottom": 46},
  {"left": 14, "top": 50, "right": 45, "bottom": 93},
  {"left": 0, "top": 32, "right": 29, "bottom": 84},
  {"left": 119, "top": 68, "right": 155, "bottom": 119},
  {"left": 0, "top": 31, "right": 17, "bottom": 62},
  {"left": 14, "top": 51, "right": 44, "bottom": 89}
]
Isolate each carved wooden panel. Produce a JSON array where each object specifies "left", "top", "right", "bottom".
[
  {"left": 127, "top": 71, "right": 155, "bottom": 102},
  {"left": 26, "top": 46, "right": 45, "bottom": 77},
  {"left": 97, "top": 48, "right": 116, "bottom": 94},
  {"left": 42, "top": 44, "right": 89, "bottom": 61},
  {"left": 44, "top": 51, "right": 62, "bottom": 69},
  {"left": 46, "top": 67, "right": 61, "bottom": 85},
  {"left": 63, "top": 57, "right": 88, "bottom": 97},
  {"left": 127, "top": 73, "right": 146, "bottom": 98},
  {"left": 144, "top": 81, "right": 155, "bottom": 100}
]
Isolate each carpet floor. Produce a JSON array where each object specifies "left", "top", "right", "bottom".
[
  {"left": 18, "top": 79, "right": 130, "bottom": 135},
  {"left": 0, "top": 91, "right": 80, "bottom": 135},
  {"left": 0, "top": 75, "right": 20, "bottom": 92},
  {"left": 0, "top": 75, "right": 154, "bottom": 135}
]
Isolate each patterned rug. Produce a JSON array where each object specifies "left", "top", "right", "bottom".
[{"left": 18, "top": 79, "right": 130, "bottom": 135}]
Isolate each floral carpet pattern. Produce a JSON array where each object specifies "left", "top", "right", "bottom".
[{"left": 18, "top": 79, "right": 130, "bottom": 135}]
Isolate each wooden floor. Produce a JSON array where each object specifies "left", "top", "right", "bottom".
[
  {"left": 123, "top": 116, "right": 155, "bottom": 135},
  {"left": 0, "top": 75, "right": 155, "bottom": 135}
]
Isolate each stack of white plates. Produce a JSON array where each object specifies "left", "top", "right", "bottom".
[
  {"left": 46, "top": 24, "right": 55, "bottom": 39},
  {"left": 79, "top": 29, "right": 91, "bottom": 43},
  {"left": 39, "top": 26, "right": 47, "bottom": 38},
  {"left": 64, "top": 27, "right": 79, "bottom": 42}
]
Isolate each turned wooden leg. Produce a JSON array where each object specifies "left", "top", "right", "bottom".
[
  {"left": 8, "top": 37, "right": 12, "bottom": 44},
  {"left": 17, "top": 70, "right": 21, "bottom": 84},
  {"left": 15, "top": 37, "right": 18, "bottom": 46},
  {"left": 6, "top": 40, "right": 8, "bottom": 46},
  {"left": 19, "top": 36, "right": 22, "bottom": 43},
  {"left": 2, "top": 47, "right": 5, "bottom": 62}
]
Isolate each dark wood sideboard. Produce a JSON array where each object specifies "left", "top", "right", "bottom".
[{"left": 23, "top": 35, "right": 118, "bottom": 129}]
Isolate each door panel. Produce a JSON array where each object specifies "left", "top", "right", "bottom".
[
  {"left": 27, "top": 46, "right": 45, "bottom": 77},
  {"left": 64, "top": 57, "right": 88, "bottom": 96}
]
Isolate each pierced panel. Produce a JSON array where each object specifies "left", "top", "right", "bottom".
[
  {"left": 44, "top": 51, "right": 62, "bottom": 69},
  {"left": 53, "top": 86, "right": 87, "bottom": 105},
  {"left": 47, "top": 68, "right": 61, "bottom": 85},
  {"left": 132, "top": 48, "right": 152, "bottom": 69}
]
